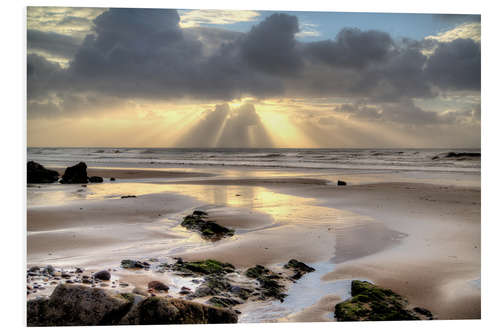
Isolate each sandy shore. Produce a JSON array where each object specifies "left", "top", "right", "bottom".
[{"left": 27, "top": 167, "right": 481, "bottom": 321}]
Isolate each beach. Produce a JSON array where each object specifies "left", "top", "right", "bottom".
[{"left": 26, "top": 148, "right": 481, "bottom": 322}]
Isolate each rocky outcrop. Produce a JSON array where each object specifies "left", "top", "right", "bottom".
[
  {"left": 27, "top": 284, "right": 134, "bottom": 326},
  {"left": 119, "top": 296, "right": 238, "bottom": 325},
  {"left": 60, "top": 162, "right": 88, "bottom": 184},
  {"left": 245, "top": 265, "right": 287, "bottom": 302},
  {"left": 27, "top": 161, "right": 59, "bottom": 183},
  {"left": 181, "top": 211, "right": 234, "bottom": 241},
  {"left": 334, "top": 280, "right": 433, "bottom": 321},
  {"left": 284, "top": 259, "right": 315, "bottom": 280},
  {"left": 27, "top": 284, "right": 238, "bottom": 326}
]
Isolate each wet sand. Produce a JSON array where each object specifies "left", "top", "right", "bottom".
[{"left": 27, "top": 167, "right": 481, "bottom": 321}]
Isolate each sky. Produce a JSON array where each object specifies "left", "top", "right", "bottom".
[{"left": 27, "top": 7, "right": 481, "bottom": 148}]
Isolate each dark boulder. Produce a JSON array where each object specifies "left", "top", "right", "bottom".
[
  {"left": 337, "top": 180, "right": 347, "bottom": 186},
  {"left": 89, "top": 176, "right": 104, "bottom": 183},
  {"left": 119, "top": 296, "right": 238, "bottom": 325},
  {"left": 27, "top": 284, "right": 134, "bottom": 326},
  {"left": 27, "top": 161, "right": 59, "bottom": 184},
  {"left": 147, "top": 281, "right": 169, "bottom": 292},
  {"left": 110, "top": 177, "right": 116, "bottom": 181},
  {"left": 93, "top": 270, "right": 111, "bottom": 281},
  {"left": 61, "top": 162, "right": 88, "bottom": 184}
]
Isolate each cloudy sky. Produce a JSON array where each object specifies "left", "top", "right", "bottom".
[{"left": 27, "top": 7, "right": 480, "bottom": 148}]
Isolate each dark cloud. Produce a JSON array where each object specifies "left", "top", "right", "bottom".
[
  {"left": 27, "top": 8, "right": 481, "bottom": 126},
  {"left": 305, "top": 28, "right": 393, "bottom": 68},
  {"left": 335, "top": 99, "right": 439, "bottom": 125},
  {"left": 241, "top": 14, "right": 303, "bottom": 75},
  {"left": 425, "top": 38, "right": 481, "bottom": 91},
  {"left": 27, "top": 53, "right": 63, "bottom": 100},
  {"left": 27, "top": 29, "right": 81, "bottom": 59}
]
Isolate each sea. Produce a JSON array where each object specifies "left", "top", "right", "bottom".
[{"left": 27, "top": 147, "right": 481, "bottom": 174}]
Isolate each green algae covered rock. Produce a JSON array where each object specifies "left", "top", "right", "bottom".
[
  {"left": 181, "top": 212, "right": 234, "bottom": 241},
  {"left": 335, "top": 280, "right": 428, "bottom": 321},
  {"left": 119, "top": 296, "right": 238, "bottom": 325},
  {"left": 245, "top": 265, "right": 287, "bottom": 302}
]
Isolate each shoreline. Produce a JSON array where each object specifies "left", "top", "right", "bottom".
[{"left": 27, "top": 165, "right": 481, "bottom": 321}]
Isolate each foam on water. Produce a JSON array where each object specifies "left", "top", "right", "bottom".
[{"left": 27, "top": 147, "right": 481, "bottom": 174}]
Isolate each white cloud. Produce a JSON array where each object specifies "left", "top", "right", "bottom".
[
  {"left": 27, "top": 7, "right": 106, "bottom": 39},
  {"left": 425, "top": 22, "right": 481, "bottom": 43},
  {"left": 179, "top": 9, "right": 260, "bottom": 28},
  {"left": 296, "top": 23, "right": 321, "bottom": 38}
]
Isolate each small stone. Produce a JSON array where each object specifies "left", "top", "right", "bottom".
[
  {"left": 93, "top": 270, "right": 111, "bottom": 280},
  {"left": 337, "top": 180, "right": 347, "bottom": 186},
  {"left": 148, "top": 281, "right": 169, "bottom": 291}
]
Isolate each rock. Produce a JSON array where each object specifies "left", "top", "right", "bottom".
[
  {"left": 27, "top": 284, "right": 134, "bottom": 326},
  {"left": 119, "top": 296, "right": 238, "bottom": 325},
  {"left": 413, "top": 307, "right": 433, "bottom": 319},
  {"left": 179, "top": 286, "right": 191, "bottom": 295},
  {"left": 43, "top": 265, "right": 55, "bottom": 276},
  {"left": 334, "top": 280, "right": 423, "bottom": 321},
  {"left": 75, "top": 267, "right": 83, "bottom": 274},
  {"left": 245, "top": 265, "right": 287, "bottom": 301},
  {"left": 172, "top": 259, "right": 235, "bottom": 275},
  {"left": 28, "top": 266, "right": 40, "bottom": 273},
  {"left": 88, "top": 176, "right": 103, "bottom": 183},
  {"left": 189, "top": 276, "right": 233, "bottom": 299},
  {"left": 147, "top": 281, "right": 169, "bottom": 292},
  {"left": 181, "top": 212, "right": 234, "bottom": 241},
  {"left": 27, "top": 161, "right": 59, "bottom": 184},
  {"left": 192, "top": 210, "right": 208, "bottom": 216},
  {"left": 208, "top": 296, "right": 242, "bottom": 308},
  {"left": 110, "top": 177, "right": 116, "bottom": 181},
  {"left": 120, "top": 259, "right": 148, "bottom": 269},
  {"left": 121, "top": 195, "right": 137, "bottom": 199},
  {"left": 60, "top": 162, "right": 88, "bottom": 184},
  {"left": 93, "top": 270, "right": 111, "bottom": 281},
  {"left": 337, "top": 180, "right": 347, "bottom": 186},
  {"left": 284, "top": 259, "right": 315, "bottom": 280},
  {"left": 432, "top": 152, "right": 481, "bottom": 160},
  {"left": 132, "top": 287, "right": 148, "bottom": 297}
]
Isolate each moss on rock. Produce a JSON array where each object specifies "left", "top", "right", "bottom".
[
  {"left": 334, "top": 280, "right": 426, "bottom": 321},
  {"left": 181, "top": 212, "right": 234, "bottom": 241}
]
